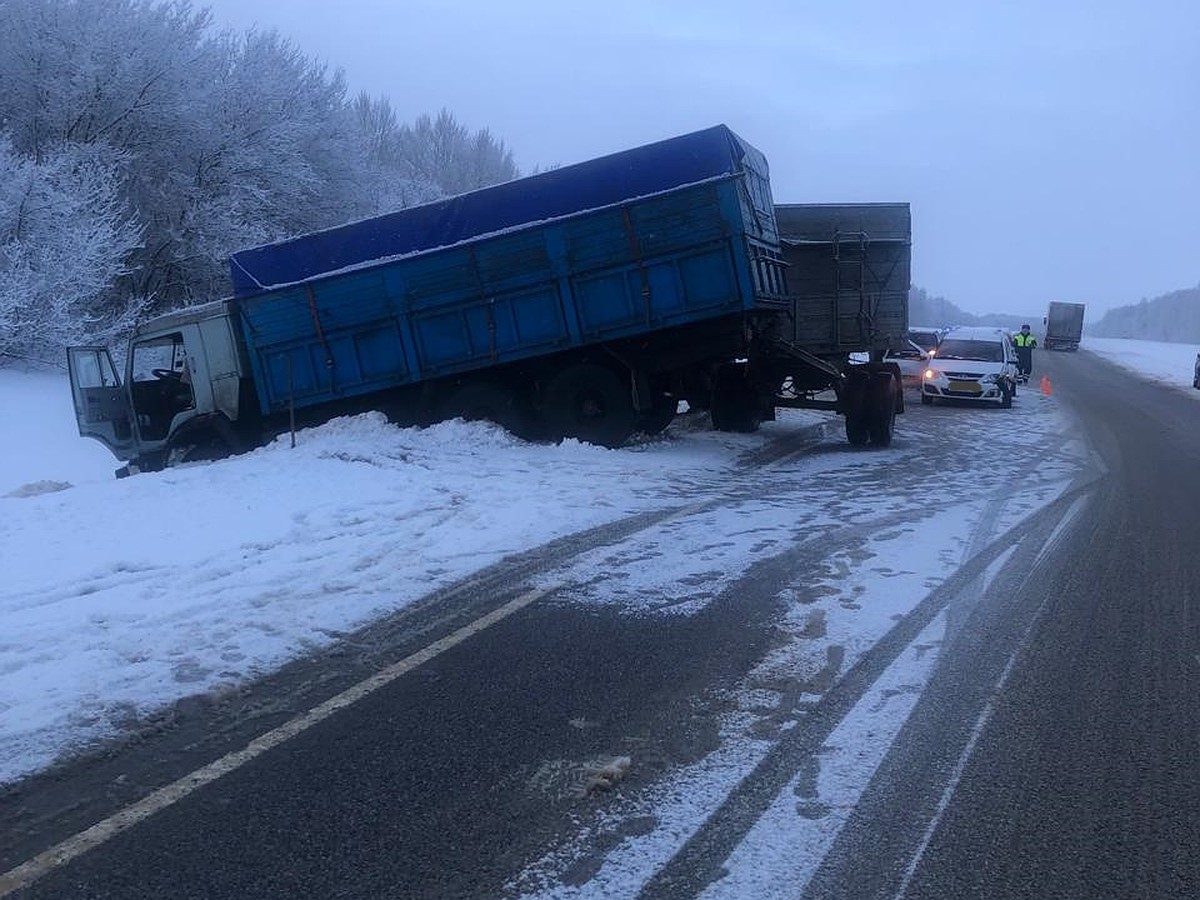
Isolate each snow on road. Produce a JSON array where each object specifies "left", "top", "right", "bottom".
[
  {"left": 1, "top": 366, "right": 823, "bottom": 785},
  {"left": 511, "top": 373, "right": 1088, "bottom": 898},
  {"left": 0, "top": 337, "right": 1176, "bottom": 880}
]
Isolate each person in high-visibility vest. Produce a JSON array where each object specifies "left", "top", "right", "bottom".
[{"left": 1013, "top": 324, "right": 1037, "bottom": 382}]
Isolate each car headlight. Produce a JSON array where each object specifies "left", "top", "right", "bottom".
[{"left": 980, "top": 374, "right": 998, "bottom": 383}]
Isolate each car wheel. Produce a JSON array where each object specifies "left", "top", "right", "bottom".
[{"left": 920, "top": 392, "right": 933, "bottom": 406}]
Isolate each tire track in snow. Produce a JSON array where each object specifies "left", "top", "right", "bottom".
[{"left": 632, "top": 477, "right": 1100, "bottom": 900}]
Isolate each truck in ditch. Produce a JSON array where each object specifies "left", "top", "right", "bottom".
[
  {"left": 67, "top": 125, "right": 910, "bottom": 476},
  {"left": 1043, "top": 301, "right": 1086, "bottom": 351}
]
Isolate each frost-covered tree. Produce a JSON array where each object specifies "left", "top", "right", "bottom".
[
  {"left": 0, "top": 136, "right": 143, "bottom": 361},
  {"left": 0, "top": 1, "right": 377, "bottom": 309},
  {"left": 0, "top": 0, "right": 524, "bottom": 360},
  {"left": 396, "top": 109, "right": 519, "bottom": 197},
  {"left": 138, "top": 28, "right": 375, "bottom": 305},
  {"left": 0, "top": 0, "right": 212, "bottom": 161},
  {"left": 350, "top": 92, "right": 441, "bottom": 211}
]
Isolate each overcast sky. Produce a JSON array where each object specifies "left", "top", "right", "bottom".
[{"left": 198, "top": 0, "right": 1197, "bottom": 318}]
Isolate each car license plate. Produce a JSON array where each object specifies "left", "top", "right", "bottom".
[{"left": 949, "top": 380, "right": 981, "bottom": 394}]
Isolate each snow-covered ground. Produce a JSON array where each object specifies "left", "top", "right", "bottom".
[
  {"left": 0, "top": 337, "right": 1178, "bottom": 890},
  {"left": 1082, "top": 336, "right": 1200, "bottom": 393},
  {"left": 0, "top": 365, "right": 828, "bottom": 784}
]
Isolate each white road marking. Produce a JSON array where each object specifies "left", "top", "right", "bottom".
[
  {"left": 890, "top": 643, "right": 1020, "bottom": 899},
  {"left": 0, "top": 587, "right": 550, "bottom": 898},
  {"left": 891, "top": 497, "right": 1089, "bottom": 899}
]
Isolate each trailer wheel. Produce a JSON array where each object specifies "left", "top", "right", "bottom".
[
  {"left": 542, "top": 363, "right": 637, "bottom": 448},
  {"left": 637, "top": 394, "right": 678, "bottom": 436},
  {"left": 840, "top": 369, "right": 870, "bottom": 445},
  {"left": 710, "top": 363, "right": 761, "bottom": 433},
  {"left": 867, "top": 372, "right": 897, "bottom": 446},
  {"left": 437, "top": 381, "right": 529, "bottom": 437},
  {"left": 845, "top": 414, "right": 870, "bottom": 446}
]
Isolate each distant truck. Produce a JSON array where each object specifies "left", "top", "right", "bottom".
[
  {"left": 1043, "top": 301, "right": 1086, "bottom": 351},
  {"left": 68, "top": 125, "right": 909, "bottom": 476}
]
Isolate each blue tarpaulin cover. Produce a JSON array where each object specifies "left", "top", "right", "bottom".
[{"left": 228, "top": 124, "right": 756, "bottom": 297}]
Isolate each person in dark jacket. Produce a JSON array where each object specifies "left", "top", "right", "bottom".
[{"left": 1013, "top": 324, "right": 1037, "bottom": 382}]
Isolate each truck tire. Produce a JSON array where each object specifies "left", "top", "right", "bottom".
[
  {"left": 867, "top": 372, "right": 896, "bottom": 446},
  {"left": 845, "top": 414, "right": 870, "bottom": 446},
  {"left": 710, "top": 363, "right": 761, "bottom": 433},
  {"left": 165, "top": 415, "right": 240, "bottom": 466},
  {"left": 437, "top": 381, "right": 529, "bottom": 437},
  {"left": 542, "top": 363, "right": 637, "bottom": 448},
  {"left": 637, "top": 394, "right": 678, "bottom": 436},
  {"left": 840, "top": 369, "right": 870, "bottom": 445}
]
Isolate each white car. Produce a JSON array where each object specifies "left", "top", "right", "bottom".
[
  {"left": 907, "top": 326, "right": 944, "bottom": 358},
  {"left": 920, "top": 326, "right": 1019, "bottom": 407},
  {"left": 884, "top": 339, "right": 931, "bottom": 385}
]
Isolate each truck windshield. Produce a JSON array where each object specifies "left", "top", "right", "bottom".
[
  {"left": 132, "top": 335, "right": 186, "bottom": 381},
  {"left": 130, "top": 333, "right": 195, "bottom": 441}
]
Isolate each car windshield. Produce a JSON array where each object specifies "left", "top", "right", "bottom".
[
  {"left": 935, "top": 339, "right": 1004, "bottom": 362},
  {"left": 909, "top": 331, "right": 941, "bottom": 352}
]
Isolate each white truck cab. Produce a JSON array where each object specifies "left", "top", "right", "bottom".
[{"left": 67, "top": 300, "right": 246, "bottom": 474}]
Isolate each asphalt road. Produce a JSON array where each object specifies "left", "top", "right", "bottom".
[
  {"left": 802, "top": 350, "right": 1200, "bottom": 899},
  {"left": 3, "top": 350, "right": 1197, "bottom": 899}
]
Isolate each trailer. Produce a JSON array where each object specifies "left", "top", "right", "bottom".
[
  {"left": 1043, "top": 301, "right": 1086, "bottom": 351},
  {"left": 67, "top": 126, "right": 909, "bottom": 475},
  {"left": 768, "top": 203, "right": 910, "bottom": 443}
]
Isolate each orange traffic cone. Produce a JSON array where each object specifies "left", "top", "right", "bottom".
[{"left": 1040, "top": 375, "right": 1052, "bottom": 396}]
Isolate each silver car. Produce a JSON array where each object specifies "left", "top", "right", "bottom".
[{"left": 920, "top": 326, "right": 1020, "bottom": 408}]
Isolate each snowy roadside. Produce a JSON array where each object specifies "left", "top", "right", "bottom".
[
  {"left": 1, "top": 366, "right": 826, "bottom": 785},
  {"left": 1082, "top": 337, "right": 1200, "bottom": 394}
]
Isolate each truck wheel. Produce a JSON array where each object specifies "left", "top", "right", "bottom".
[
  {"left": 867, "top": 372, "right": 896, "bottom": 446},
  {"left": 839, "top": 369, "right": 870, "bottom": 445},
  {"left": 710, "top": 363, "right": 761, "bottom": 433},
  {"left": 637, "top": 394, "right": 677, "bottom": 436},
  {"left": 845, "top": 414, "right": 870, "bottom": 446},
  {"left": 437, "top": 381, "right": 529, "bottom": 437},
  {"left": 166, "top": 416, "right": 240, "bottom": 466},
  {"left": 542, "top": 363, "right": 637, "bottom": 448}
]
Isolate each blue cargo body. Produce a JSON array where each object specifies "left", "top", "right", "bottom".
[{"left": 230, "top": 125, "right": 786, "bottom": 416}]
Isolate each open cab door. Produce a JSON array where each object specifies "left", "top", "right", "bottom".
[{"left": 67, "top": 346, "right": 136, "bottom": 460}]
